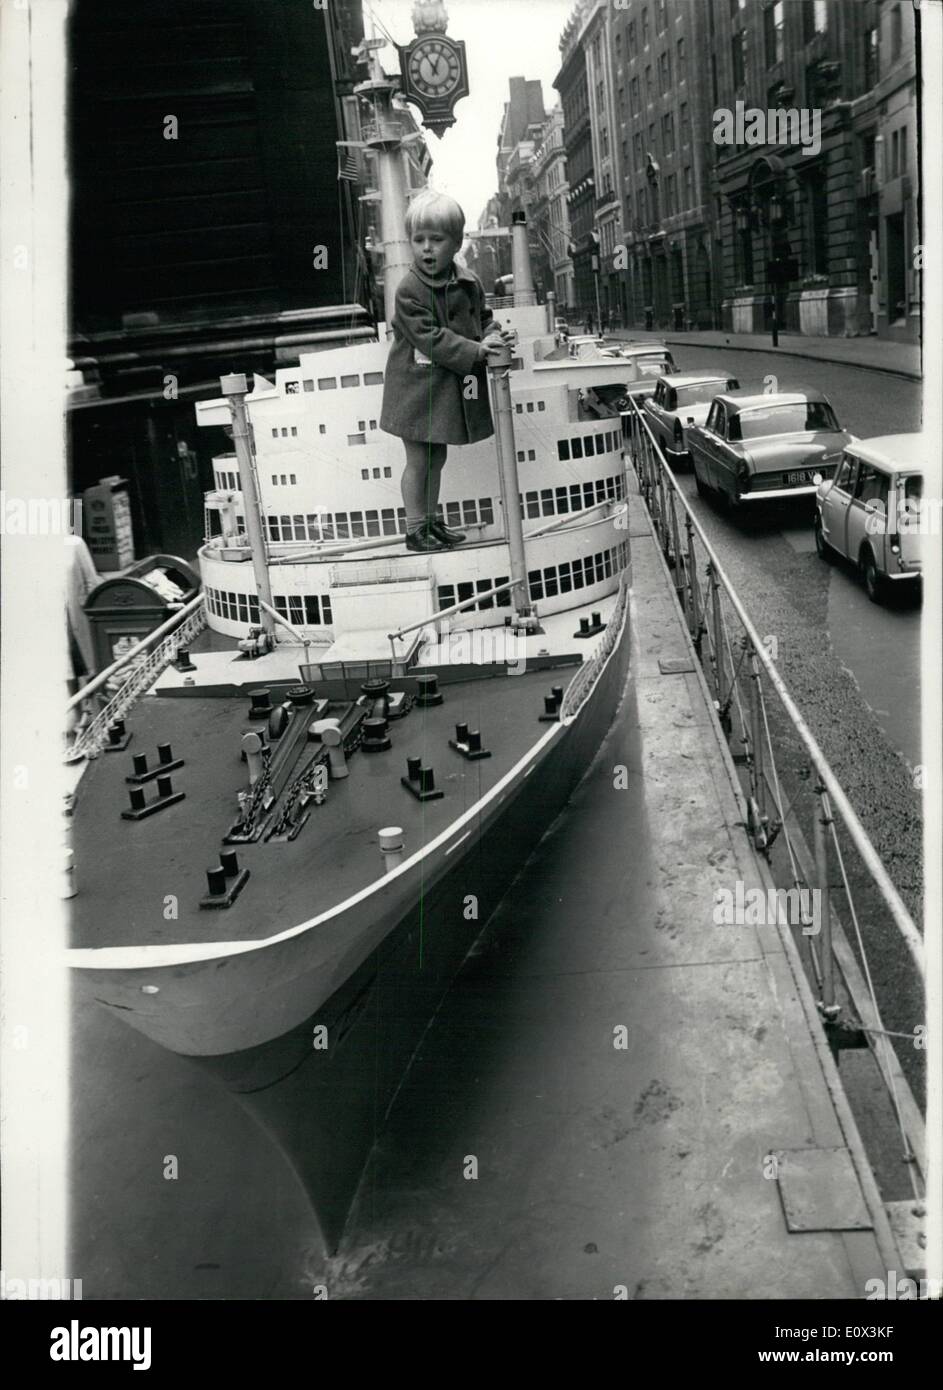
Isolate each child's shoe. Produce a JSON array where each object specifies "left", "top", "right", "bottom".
[
  {"left": 427, "top": 517, "right": 466, "bottom": 546},
  {"left": 405, "top": 524, "right": 446, "bottom": 552}
]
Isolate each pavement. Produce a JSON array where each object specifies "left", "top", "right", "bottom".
[{"left": 605, "top": 328, "right": 922, "bottom": 381}]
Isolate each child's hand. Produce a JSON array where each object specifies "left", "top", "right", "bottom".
[{"left": 478, "top": 338, "right": 506, "bottom": 362}]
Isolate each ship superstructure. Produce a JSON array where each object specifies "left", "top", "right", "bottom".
[{"left": 197, "top": 310, "right": 633, "bottom": 659}]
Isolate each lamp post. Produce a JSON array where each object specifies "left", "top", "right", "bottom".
[{"left": 768, "top": 193, "right": 783, "bottom": 348}]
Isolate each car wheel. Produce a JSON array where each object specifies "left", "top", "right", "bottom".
[
  {"left": 814, "top": 515, "right": 834, "bottom": 562},
  {"left": 861, "top": 547, "right": 884, "bottom": 604}
]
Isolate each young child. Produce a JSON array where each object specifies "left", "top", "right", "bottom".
[{"left": 379, "top": 189, "right": 507, "bottom": 552}]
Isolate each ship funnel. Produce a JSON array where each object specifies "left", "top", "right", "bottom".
[{"left": 510, "top": 211, "right": 536, "bottom": 307}]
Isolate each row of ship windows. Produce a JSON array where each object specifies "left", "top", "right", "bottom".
[
  {"left": 529, "top": 542, "right": 628, "bottom": 602},
  {"left": 514, "top": 401, "right": 547, "bottom": 413},
  {"left": 521, "top": 474, "right": 624, "bottom": 518},
  {"left": 558, "top": 429, "right": 622, "bottom": 460},
  {"left": 435, "top": 542, "right": 627, "bottom": 613},
  {"left": 222, "top": 478, "right": 621, "bottom": 544},
  {"left": 205, "top": 588, "right": 333, "bottom": 627},
  {"left": 268, "top": 421, "right": 379, "bottom": 444},
  {"left": 283, "top": 371, "right": 385, "bottom": 394},
  {"left": 261, "top": 498, "right": 496, "bottom": 543}
]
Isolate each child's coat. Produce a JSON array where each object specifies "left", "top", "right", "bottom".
[{"left": 380, "top": 264, "right": 497, "bottom": 445}]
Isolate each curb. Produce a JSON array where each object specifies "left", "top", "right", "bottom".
[{"left": 612, "top": 332, "right": 921, "bottom": 383}]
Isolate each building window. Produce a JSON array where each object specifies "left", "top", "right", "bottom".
[
  {"left": 628, "top": 19, "right": 636, "bottom": 57},
  {"left": 290, "top": 427, "right": 298, "bottom": 437},
  {"left": 864, "top": 25, "right": 879, "bottom": 87},
  {"left": 656, "top": 0, "right": 667, "bottom": 33},
  {"left": 676, "top": 37, "right": 685, "bottom": 83},
  {"left": 802, "top": 0, "right": 827, "bottom": 44},
  {"left": 630, "top": 75, "right": 640, "bottom": 115},
  {"left": 384, "top": 466, "right": 392, "bottom": 478},
  {"left": 347, "top": 433, "right": 366, "bottom": 445},
  {"left": 303, "top": 379, "right": 314, "bottom": 392},
  {"left": 803, "top": 171, "right": 828, "bottom": 275},
  {"left": 658, "top": 51, "right": 671, "bottom": 95},
  {"left": 290, "top": 474, "right": 297, "bottom": 485},
  {"left": 684, "top": 165, "right": 694, "bottom": 206},
  {"left": 665, "top": 173, "right": 676, "bottom": 217},
  {"left": 662, "top": 112, "right": 674, "bottom": 153},
  {"left": 341, "top": 374, "right": 359, "bottom": 388},
  {"left": 634, "top": 131, "right": 644, "bottom": 167},
  {"left": 641, "top": 7, "right": 649, "bottom": 48},
  {"left": 890, "top": 3, "right": 902, "bottom": 60},
  {"left": 271, "top": 429, "right": 278, "bottom": 438},
  {"left": 317, "top": 377, "right": 337, "bottom": 390},
  {"left": 364, "top": 371, "right": 384, "bottom": 385},
  {"left": 319, "top": 424, "right": 326, "bottom": 434},
  {"left": 732, "top": 30, "right": 747, "bottom": 88},
  {"left": 765, "top": 2, "right": 784, "bottom": 67},
  {"left": 645, "top": 65, "right": 653, "bottom": 102}
]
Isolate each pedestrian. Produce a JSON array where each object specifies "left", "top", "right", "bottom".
[
  {"left": 586, "top": 310, "right": 594, "bottom": 334},
  {"left": 380, "top": 189, "right": 507, "bottom": 552}
]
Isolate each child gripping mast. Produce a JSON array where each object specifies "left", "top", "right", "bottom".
[{"left": 379, "top": 189, "right": 510, "bottom": 552}]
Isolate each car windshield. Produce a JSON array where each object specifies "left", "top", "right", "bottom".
[
  {"left": 731, "top": 401, "right": 840, "bottom": 441},
  {"left": 630, "top": 354, "right": 671, "bottom": 376},
  {"left": 675, "top": 382, "right": 725, "bottom": 408}
]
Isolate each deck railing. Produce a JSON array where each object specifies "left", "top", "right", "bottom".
[{"left": 65, "top": 596, "right": 207, "bottom": 762}]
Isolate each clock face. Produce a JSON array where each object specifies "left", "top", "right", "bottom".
[{"left": 407, "top": 38, "right": 462, "bottom": 99}]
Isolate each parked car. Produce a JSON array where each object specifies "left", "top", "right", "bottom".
[
  {"left": 687, "top": 390, "right": 852, "bottom": 508},
  {"left": 813, "top": 433, "right": 925, "bottom": 603},
  {"left": 568, "top": 334, "right": 608, "bottom": 356},
  {"left": 643, "top": 372, "right": 741, "bottom": 465}
]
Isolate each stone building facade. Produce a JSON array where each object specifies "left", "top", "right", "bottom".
[{"left": 709, "top": 0, "right": 887, "bottom": 337}]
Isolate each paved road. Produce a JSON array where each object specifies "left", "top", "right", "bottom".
[{"left": 634, "top": 343, "right": 925, "bottom": 1098}]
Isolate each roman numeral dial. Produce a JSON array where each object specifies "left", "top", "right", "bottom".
[{"left": 406, "top": 38, "right": 462, "bottom": 97}]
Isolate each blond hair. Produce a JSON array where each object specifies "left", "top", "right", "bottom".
[{"left": 405, "top": 188, "right": 465, "bottom": 244}]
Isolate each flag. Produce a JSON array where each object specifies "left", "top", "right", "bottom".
[{"left": 337, "top": 143, "right": 361, "bottom": 182}]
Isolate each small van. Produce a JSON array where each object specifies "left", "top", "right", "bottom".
[{"left": 814, "top": 433, "right": 925, "bottom": 603}]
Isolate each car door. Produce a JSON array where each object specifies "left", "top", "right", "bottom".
[
  {"left": 645, "top": 380, "right": 666, "bottom": 441},
  {"left": 707, "top": 403, "right": 732, "bottom": 492},
  {"left": 822, "top": 451, "right": 858, "bottom": 558},
  {"left": 847, "top": 462, "right": 890, "bottom": 572},
  {"left": 695, "top": 401, "right": 723, "bottom": 485}
]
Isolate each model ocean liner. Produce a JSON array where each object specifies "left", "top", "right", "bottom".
[{"left": 65, "top": 22, "right": 641, "bottom": 1250}]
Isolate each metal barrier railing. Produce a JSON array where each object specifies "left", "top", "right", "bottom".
[
  {"left": 625, "top": 399, "right": 925, "bottom": 1191},
  {"left": 625, "top": 401, "right": 923, "bottom": 979}
]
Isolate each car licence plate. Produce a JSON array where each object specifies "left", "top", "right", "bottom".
[{"left": 787, "top": 470, "right": 812, "bottom": 485}]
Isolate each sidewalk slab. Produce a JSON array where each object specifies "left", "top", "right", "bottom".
[{"left": 607, "top": 327, "right": 921, "bottom": 380}]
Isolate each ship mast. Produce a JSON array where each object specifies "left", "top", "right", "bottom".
[{"left": 354, "top": 39, "right": 412, "bottom": 325}]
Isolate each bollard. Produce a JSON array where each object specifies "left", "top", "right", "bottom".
[
  {"left": 320, "top": 722, "right": 348, "bottom": 779},
  {"left": 242, "top": 731, "right": 264, "bottom": 786},
  {"left": 378, "top": 826, "right": 405, "bottom": 874}
]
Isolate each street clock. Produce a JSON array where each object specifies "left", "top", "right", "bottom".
[{"left": 399, "top": 31, "right": 469, "bottom": 135}]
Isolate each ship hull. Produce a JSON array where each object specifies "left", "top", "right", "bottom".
[{"left": 188, "top": 586, "right": 631, "bottom": 1250}]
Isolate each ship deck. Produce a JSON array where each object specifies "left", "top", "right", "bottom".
[{"left": 69, "top": 661, "right": 577, "bottom": 951}]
